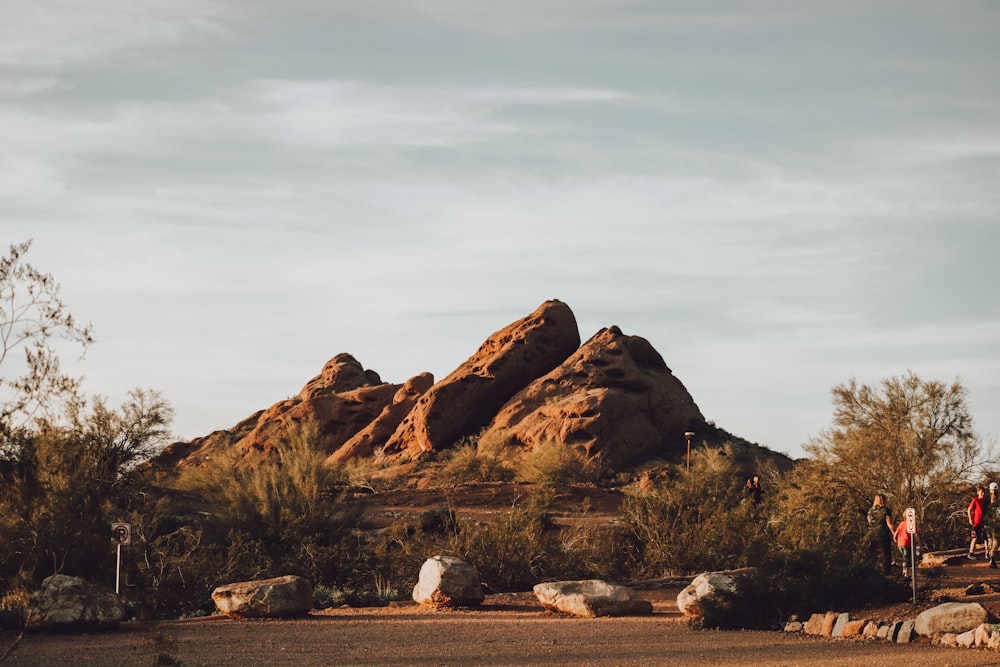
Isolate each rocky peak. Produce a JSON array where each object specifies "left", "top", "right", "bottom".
[
  {"left": 483, "top": 324, "right": 705, "bottom": 468},
  {"left": 380, "top": 299, "right": 581, "bottom": 458}
]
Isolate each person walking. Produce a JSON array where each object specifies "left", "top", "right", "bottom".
[
  {"left": 894, "top": 514, "right": 918, "bottom": 578},
  {"left": 867, "top": 493, "right": 895, "bottom": 575},
  {"left": 987, "top": 482, "right": 1000, "bottom": 568},
  {"left": 968, "top": 485, "right": 988, "bottom": 559},
  {"left": 742, "top": 475, "right": 763, "bottom": 505}
]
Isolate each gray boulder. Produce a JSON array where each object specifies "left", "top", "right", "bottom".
[
  {"left": 25, "top": 574, "right": 127, "bottom": 631},
  {"left": 412, "top": 556, "right": 484, "bottom": 608},
  {"left": 533, "top": 580, "right": 652, "bottom": 618},
  {"left": 211, "top": 575, "right": 313, "bottom": 618},
  {"left": 914, "top": 601, "right": 989, "bottom": 637}
]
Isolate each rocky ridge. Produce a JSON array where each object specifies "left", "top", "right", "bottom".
[{"left": 157, "top": 299, "right": 784, "bottom": 472}]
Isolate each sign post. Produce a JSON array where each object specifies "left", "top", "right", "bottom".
[
  {"left": 905, "top": 508, "right": 917, "bottom": 604},
  {"left": 112, "top": 523, "right": 131, "bottom": 595}
]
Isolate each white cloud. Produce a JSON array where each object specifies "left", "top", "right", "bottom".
[{"left": 0, "top": 0, "right": 231, "bottom": 68}]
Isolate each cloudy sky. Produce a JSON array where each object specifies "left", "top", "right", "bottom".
[{"left": 2, "top": 0, "right": 998, "bottom": 459}]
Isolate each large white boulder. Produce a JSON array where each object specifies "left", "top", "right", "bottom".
[
  {"left": 914, "top": 602, "right": 989, "bottom": 637},
  {"left": 533, "top": 580, "right": 652, "bottom": 618},
  {"left": 676, "top": 569, "right": 755, "bottom": 619},
  {"left": 211, "top": 575, "right": 313, "bottom": 618},
  {"left": 25, "top": 574, "right": 127, "bottom": 631},
  {"left": 412, "top": 556, "right": 484, "bottom": 608}
]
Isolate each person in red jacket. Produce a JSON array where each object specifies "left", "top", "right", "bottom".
[
  {"left": 894, "top": 516, "right": 918, "bottom": 578},
  {"left": 968, "top": 485, "right": 989, "bottom": 559}
]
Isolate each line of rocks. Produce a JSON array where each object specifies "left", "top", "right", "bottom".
[{"left": 784, "top": 602, "right": 1000, "bottom": 650}]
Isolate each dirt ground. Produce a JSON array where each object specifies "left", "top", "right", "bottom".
[
  {"left": 5, "top": 557, "right": 1000, "bottom": 667},
  {"left": 5, "top": 485, "right": 1000, "bottom": 666}
]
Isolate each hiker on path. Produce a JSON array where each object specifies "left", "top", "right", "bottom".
[
  {"left": 967, "top": 485, "right": 989, "bottom": 559},
  {"left": 867, "top": 493, "right": 895, "bottom": 575},
  {"left": 987, "top": 482, "right": 1000, "bottom": 568},
  {"left": 894, "top": 515, "right": 918, "bottom": 578}
]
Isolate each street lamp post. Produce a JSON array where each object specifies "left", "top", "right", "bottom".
[{"left": 684, "top": 432, "right": 695, "bottom": 470}]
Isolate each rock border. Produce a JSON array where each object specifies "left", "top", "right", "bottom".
[{"left": 784, "top": 610, "right": 1000, "bottom": 650}]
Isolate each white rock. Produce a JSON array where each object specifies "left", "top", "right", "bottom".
[
  {"left": 533, "top": 580, "right": 652, "bottom": 618},
  {"left": 412, "top": 555, "right": 484, "bottom": 608},
  {"left": 212, "top": 575, "right": 313, "bottom": 618},
  {"left": 675, "top": 568, "right": 754, "bottom": 619},
  {"left": 956, "top": 629, "right": 976, "bottom": 648},
  {"left": 914, "top": 602, "right": 988, "bottom": 637}
]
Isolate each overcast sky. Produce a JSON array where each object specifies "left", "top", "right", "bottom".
[{"left": 2, "top": 0, "right": 998, "bottom": 459}]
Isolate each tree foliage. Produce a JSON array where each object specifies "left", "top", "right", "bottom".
[
  {"left": 0, "top": 390, "right": 173, "bottom": 588},
  {"left": 0, "top": 240, "right": 94, "bottom": 430},
  {"left": 804, "top": 371, "right": 986, "bottom": 549}
]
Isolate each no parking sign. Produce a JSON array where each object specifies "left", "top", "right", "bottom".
[
  {"left": 111, "top": 522, "right": 131, "bottom": 595},
  {"left": 112, "top": 523, "right": 131, "bottom": 545}
]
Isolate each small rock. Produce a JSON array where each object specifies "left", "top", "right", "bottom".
[
  {"left": 820, "top": 611, "right": 837, "bottom": 637},
  {"left": 974, "top": 623, "right": 992, "bottom": 647},
  {"left": 803, "top": 612, "right": 825, "bottom": 635},
  {"left": 964, "top": 583, "right": 986, "bottom": 596},
  {"left": 831, "top": 612, "right": 850, "bottom": 637},
  {"left": 842, "top": 619, "right": 867, "bottom": 637},
  {"left": 896, "top": 619, "right": 915, "bottom": 643}
]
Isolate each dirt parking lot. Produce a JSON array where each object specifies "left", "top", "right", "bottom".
[{"left": 3, "top": 584, "right": 999, "bottom": 667}]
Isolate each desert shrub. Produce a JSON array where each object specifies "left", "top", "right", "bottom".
[
  {"left": 0, "top": 587, "right": 29, "bottom": 630},
  {"left": 418, "top": 506, "right": 459, "bottom": 535},
  {"left": 516, "top": 439, "right": 601, "bottom": 486},
  {"left": 446, "top": 489, "right": 564, "bottom": 592},
  {"left": 336, "top": 455, "right": 411, "bottom": 494},
  {"left": 621, "top": 446, "right": 769, "bottom": 577},
  {"left": 182, "top": 420, "right": 360, "bottom": 543},
  {"left": 433, "top": 430, "right": 516, "bottom": 485},
  {"left": 124, "top": 419, "right": 367, "bottom": 618},
  {"left": 554, "top": 499, "right": 633, "bottom": 581},
  {"left": 0, "top": 391, "right": 172, "bottom": 591},
  {"left": 312, "top": 579, "right": 400, "bottom": 609}
]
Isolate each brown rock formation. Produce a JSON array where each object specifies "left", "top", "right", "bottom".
[
  {"left": 326, "top": 372, "right": 435, "bottom": 465},
  {"left": 299, "top": 353, "right": 382, "bottom": 400},
  {"left": 157, "top": 354, "right": 398, "bottom": 465},
  {"left": 483, "top": 325, "right": 705, "bottom": 468},
  {"left": 381, "top": 300, "right": 581, "bottom": 458}
]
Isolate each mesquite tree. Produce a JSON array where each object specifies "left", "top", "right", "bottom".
[
  {"left": 804, "top": 371, "right": 986, "bottom": 548},
  {"left": 0, "top": 239, "right": 94, "bottom": 432}
]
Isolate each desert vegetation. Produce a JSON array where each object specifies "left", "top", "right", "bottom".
[{"left": 1, "top": 239, "right": 996, "bottom": 630}]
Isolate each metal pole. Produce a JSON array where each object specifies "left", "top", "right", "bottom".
[
  {"left": 911, "top": 539, "right": 917, "bottom": 604},
  {"left": 116, "top": 542, "right": 122, "bottom": 595}
]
